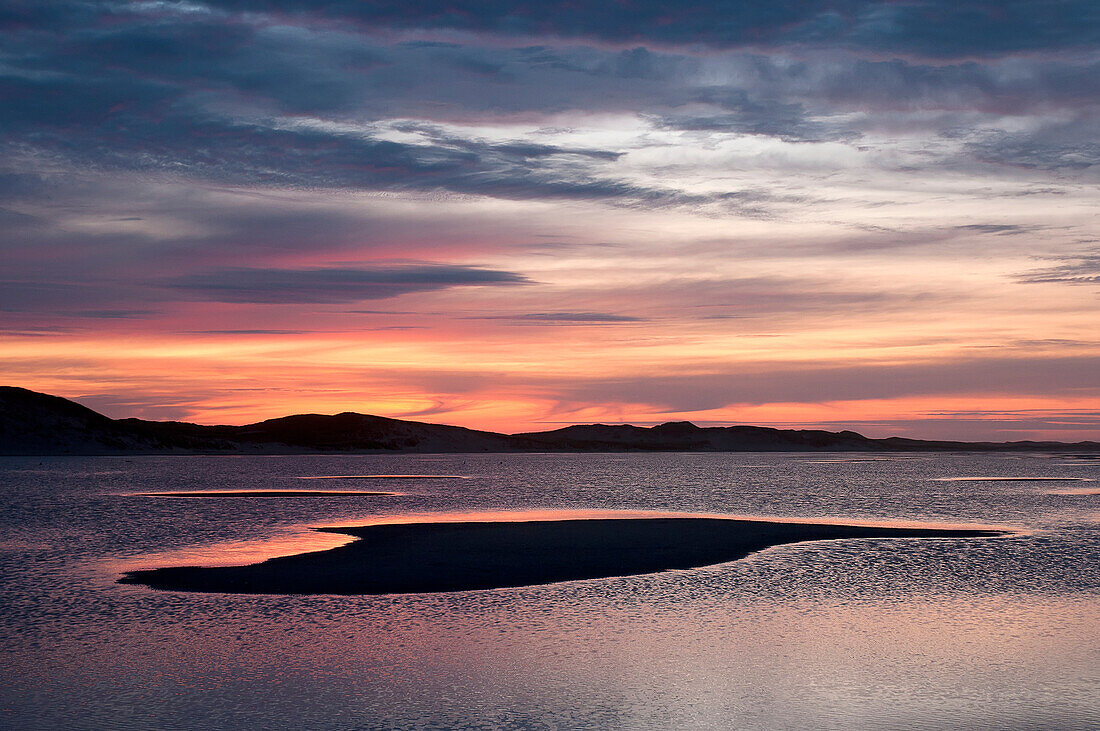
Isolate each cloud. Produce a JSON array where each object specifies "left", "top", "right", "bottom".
[
  {"left": 965, "top": 119, "right": 1100, "bottom": 173},
  {"left": 466, "top": 312, "right": 646, "bottom": 324},
  {"left": 167, "top": 264, "right": 531, "bottom": 303},
  {"left": 199, "top": 1, "right": 1100, "bottom": 58},
  {"left": 63, "top": 309, "right": 159, "bottom": 319},
  {"left": 760, "top": 411, "right": 1100, "bottom": 440},
  {"left": 646, "top": 275, "right": 923, "bottom": 318},
  {"left": 0, "top": 73, "right": 702, "bottom": 206},
  {"left": 1, "top": 326, "right": 75, "bottom": 337},
  {"left": 955, "top": 224, "right": 1036, "bottom": 236},
  {"left": 186, "top": 329, "right": 309, "bottom": 335},
  {"left": 0, "top": 281, "right": 149, "bottom": 313},
  {"left": 388, "top": 121, "right": 622, "bottom": 162},
  {"left": 5, "top": 19, "right": 689, "bottom": 205},
  {"left": 1015, "top": 250, "right": 1100, "bottom": 286},
  {"left": 68, "top": 392, "right": 198, "bottom": 422},
  {"left": 547, "top": 355, "right": 1100, "bottom": 412},
  {"left": 62, "top": 16, "right": 383, "bottom": 115},
  {"left": 645, "top": 90, "right": 846, "bottom": 142},
  {"left": 5, "top": 2, "right": 1099, "bottom": 210}
]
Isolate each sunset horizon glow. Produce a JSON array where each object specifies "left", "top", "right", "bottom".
[{"left": 3, "top": 1, "right": 1098, "bottom": 441}]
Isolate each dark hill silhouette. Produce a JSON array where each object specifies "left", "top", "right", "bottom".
[
  {"left": 2, "top": 386, "right": 1098, "bottom": 455},
  {"left": 0, "top": 386, "right": 177, "bottom": 454},
  {"left": 121, "top": 410, "right": 537, "bottom": 453},
  {"left": 0, "top": 387, "right": 544, "bottom": 454},
  {"left": 515, "top": 423, "right": 883, "bottom": 451}
]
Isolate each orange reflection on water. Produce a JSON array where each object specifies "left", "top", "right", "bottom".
[
  {"left": 319, "top": 509, "right": 1015, "bottom": 534},
  {"left": 326, "top": 508, "right": 704, "bottom": 527},
  {"left": 111, "top": 528, "right": 358, "bottom": 572}
]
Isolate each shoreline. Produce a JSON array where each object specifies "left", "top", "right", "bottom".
[{"left": 119, "top": 516, "right": 1007, "bottom": 596}]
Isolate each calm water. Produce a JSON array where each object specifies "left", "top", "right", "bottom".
[{"left": 1, "top": 452, "right": 1098, "bottom": 730}]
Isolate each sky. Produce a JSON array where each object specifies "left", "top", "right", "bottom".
[{"left": 1, "top": 1, "right": 1098, "bottom": 440}]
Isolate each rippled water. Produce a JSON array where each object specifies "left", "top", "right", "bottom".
[{"left": 1, "top": 452, "right": 1098, "bottom": 729}]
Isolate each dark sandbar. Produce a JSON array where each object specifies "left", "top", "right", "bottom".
[
  {"left": 932, "top": 476, "right": 1091, "bottom": 482},
  {"left": 119, "top": 517, "right": 1005, "bottom": 595},
  {"left": 296, "top": 475, "right": 467, "bottom": 480},
  {"left": 135, "top": 490, "right": 398, "bottom": 498}
]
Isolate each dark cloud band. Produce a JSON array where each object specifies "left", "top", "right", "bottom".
[
  {"left": 549, "top": 356, "right": 1100, "bottom": 412},
  {"left": 167, "top": 264, "right": 531, "bottom": 303},
  {"left": 200, "top": 1, "right": 1100, "bottom": 58}
]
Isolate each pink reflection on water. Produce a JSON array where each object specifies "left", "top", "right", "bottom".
[
  {"left": 326, "top": 508, "right": 704, "bottom": 527},
  {"left": 111, "top": 529, "right": 358, "bottom": 571},
  {"left": 322, "top": 509, "right": 1014, "bottom": 534}
]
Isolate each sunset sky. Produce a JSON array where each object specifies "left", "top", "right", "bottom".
[{"left": 2, "top": 1, "right": 1098, "bottom": 440}]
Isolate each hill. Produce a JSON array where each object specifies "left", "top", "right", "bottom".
[
  {"left": 0, "top": 387, "right": 539, "bottom": 455},
  {"left": 2, "top": 386, "right": 1098, "bottom": 455}
]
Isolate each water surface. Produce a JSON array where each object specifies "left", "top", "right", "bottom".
[{"left": 1, "top": 452, "right": 1097, "bottom": 729}]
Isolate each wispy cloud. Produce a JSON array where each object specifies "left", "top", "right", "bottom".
[
  {"left": 186, "top": 329, "right": 309, "bottom": 335},
  {"left": 954, "top": 224, "right": 1037, "bottom": 236},
  {"left": 1016, "top": 249, "right": 1100, "bottom": 286}
]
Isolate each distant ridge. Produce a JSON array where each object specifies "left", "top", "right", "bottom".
[{"left": 1, "top": 386, "right": 1098, "bottom": 456}]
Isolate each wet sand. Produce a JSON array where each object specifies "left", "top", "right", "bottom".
[{"left": 119, "top": 517, "right": 1005, "bottom": 595}]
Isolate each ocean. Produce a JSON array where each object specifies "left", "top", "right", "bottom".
[{"left": 1, "top": 452, "right": 1098, "bottom": 729}]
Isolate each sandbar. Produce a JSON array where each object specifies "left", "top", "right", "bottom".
[
  {"left": 134, "top": 490, "right": 398, "bottom": 498},
  {"left": 296, "top": 475, "right": 468, "bottom": 480},
  {"left": 932, "top": 477, "right": 1091, "bottom": 482},
  {"left": 118, "top": 517, "right": 1005, "bottom": 595}
]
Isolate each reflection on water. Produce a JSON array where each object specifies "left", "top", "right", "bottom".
[
  {"left": 111, "top": 527, "right": 357, "bottom": 570},
  {"left": 1, "top": 452, "right": 1098, "bottom": 730},
  {"left": 326, "top": 508, "right": 709, "bottom": 526},
  {"left": 319, "top": 508, "right": 1013, "bottom": 533}
]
